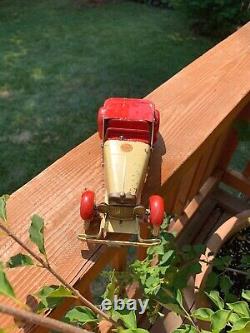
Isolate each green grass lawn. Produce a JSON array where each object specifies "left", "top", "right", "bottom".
[{"left": 0, "top": 0, "right": 216, "bottom": 194}]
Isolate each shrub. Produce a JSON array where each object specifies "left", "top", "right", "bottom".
[{"left": 170, "top": 0, "right": 250, "bottom": 36}]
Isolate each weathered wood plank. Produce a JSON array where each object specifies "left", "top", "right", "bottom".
[
  {"left": 222, "top": 169, "right": 250, "bottom": 196},
  {"left": 238, "top": 102, "right": 250, "bottom": 121},
  {"left": 212, "top": 188, "right": 250, "bottom": 214},
  {"left": 244, "top": 162, "right": 250, "bottom": 178},
  {"left": 169, "top": 172, "right": 221, "bottom": 236},
  {"left": 146, "top": 22, "right": 250, "bottom": 192},
  {"left": 218, "top": 129, "right": 238, "bottom": 170}
]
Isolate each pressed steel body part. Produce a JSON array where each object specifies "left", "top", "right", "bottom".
[{"left": 78, "top": 98, "right": 165, "bottom": 247}]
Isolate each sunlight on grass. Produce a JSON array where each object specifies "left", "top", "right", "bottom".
[
  {"left": 10, "top": 35, "right": 23, "bottom": 45},
  {"left": 4, "top": 49, "right": 27, "bottom": 65},
  {"left": 0, "top": 0, "right": 215, "bottom": 193},
  {"left": 10, "top": 130, "right": 32, "bottom": 144},
  {"left": 31, "top": 68, "right": 45, "bottom": 80},
  {"left": 0, "top": 87, "right": 11, "bottom": 99}
]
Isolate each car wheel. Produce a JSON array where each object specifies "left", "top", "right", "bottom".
[
  {"left": 80, "top": 190, "right": 95, "bottom": 221},
  {"left": 149, "top": 195, "right": 165, "bottom": 226}
]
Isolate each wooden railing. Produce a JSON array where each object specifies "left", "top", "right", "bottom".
[{"left": 0, "top": 22, "right": 249, "bottom": 332}]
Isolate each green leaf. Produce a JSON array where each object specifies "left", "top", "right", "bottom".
[
  {"left": 159, "top": 250, "right": 175, "bottom": 265},
  {"left": 147, "top": 244, "right": 164, "bottom": 256},
  {"left": 144, "top": 267, "right": 161, "bottom": 295},
  {"left": 146, "top": 275, "right": 157, "bottom": 288},
  {"left": 155, "top": 288, "right": 184, "bottom": 316},
  {"left": 220, "top": 276, "right": 232, "bottom": 296},
  {"left": 240, "top": 255, "right": 250, "bottom": 269},
  {"left": 206, "top": 272, "right": 218, "bottom": 290},
  {"left": 37, "top": 285, "right": 57, "bottom": 300},
  {"left": 226, "top": 293, "right": 238, "bottom": 303},
  {"left": 160, "top": 265, "right": 170, "bottom": 274},
  {"left": 64, "top": 306, "right": 97, "bottom": 325},
  {"left": 193, "top": 244, "right": 206, "bottom": 255},
  {"left": 206, "top": 291, "right": 224, "bottom": 310},
  {"left": 242, "top": 290, "right": 250, "bottom": 302},
  {"left": 229, "top": 313, "right": 241, "bottom": 325},
  {"left": 174, "top": 263, "right": 201, "bottom": 289},
  {"left": 46, "top": 285, "right": 73, "bottom": 298},
  {"left": 229, "top": 318, "right": 250, "bottom": 332},
  {"left": 0, "top": 262, "right": 15, "bottom": 298},
  {"left": 29, "top": 215, "right": 46, "bottom": 256},
  {"left": 181, "top": 244, "right": 204, "bottom": 260},
  {"left": 186, "top": 262, "right": 202, "bottom": 275},
  {"left": 0, "top": 195, "right": 9, "bottom": 222},
  {"left": 160, "top": 231, "right": 175, "bottom": 244},
  {"left": 211, "top": 309, "right": 231, "bottom": 333},
  {"left": 227, "top": 302, "right": 250, "bottom": 317},
  {"left": 173, "top": 324, "right": 197, "bottom": 333},
  {"left": 176, "top": 289, "right": 183, "bottom": 307},
  {"left": 36, "top": 285, "right": 73, "bottom": 312},
  {"left": 192, "top": 308, "right": 214, "bottom": 321},
  {"left": 103, "top": 270, "right": 119, "bottom": 301},
  {"left": 7, "top": 254, "right": 34, "bottom": 268},
  {"left": 113, "top": 308, "right": 137, "bottom": 329},
  {"left": 119, "top": 329, "right": 149, "bottom": 333},
  {"left": 36, "top": 285, "right": 58, "bottom": 312},
  {"left": 160, "top": 215, "right": 171, "bottom": 230},
  {"left": 213, "top": 256, "right": 232, "bottom": 270}
]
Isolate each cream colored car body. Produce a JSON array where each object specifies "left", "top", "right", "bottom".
[
  {"left": 102, "top": 139, "right": 150, "bottom": 236},
  {"left": 104, "top": 140, "right": 150, "bottom": 204},
  {"left": 78, "top": 137, "right": 161, "bottom": 246}
]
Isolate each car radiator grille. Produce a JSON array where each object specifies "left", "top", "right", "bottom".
[{"left": 108, "top": 205, "right": 134, "bottom": 220}]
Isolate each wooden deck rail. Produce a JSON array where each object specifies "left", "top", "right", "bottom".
[{"left": 0, "top": 22, "right": 249, "bottom": 331}]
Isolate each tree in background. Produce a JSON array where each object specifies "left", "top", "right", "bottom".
[{"left": 170, "top": 0, "right": 250, "bottom": 37}]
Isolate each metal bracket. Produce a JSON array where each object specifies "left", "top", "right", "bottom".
[{"left": 78, "top": 217, "right": 161, "bottom": 247}]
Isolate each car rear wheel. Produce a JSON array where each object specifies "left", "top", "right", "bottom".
[{"left": 80, "top": 190, "right": 95, "bottom": 221}]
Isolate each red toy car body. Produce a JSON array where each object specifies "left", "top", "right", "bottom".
[{"left": 97, "top": 98, "right": 160, "bottom": 144}]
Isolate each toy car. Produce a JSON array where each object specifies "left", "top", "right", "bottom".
[{"left": 78, "top": 98, "right": 165, "bottom": 247}]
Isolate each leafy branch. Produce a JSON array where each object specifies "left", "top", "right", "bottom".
[
  {"left": 0, "top": 218, "right": 116, "bottom": 322},
  {"left": 203, "top": 261, "right": 249, "bottom": 277},
  {"left": 0, "top": 302, "right": 92, "bottom": 333},
  {"left": 0, "top": 195, "right": 119, "bottom": 331}
]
